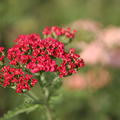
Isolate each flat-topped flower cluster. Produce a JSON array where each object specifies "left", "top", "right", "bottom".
[{"left": 0, "top": 26, "right": 84, "bottom": 93}]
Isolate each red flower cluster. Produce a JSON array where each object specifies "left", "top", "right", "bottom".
[
  {"left": 0, "top": 26, "right": 84, "bottom": 93},
  {"left": 7, "top": 33, "right": 84, "bottom": 77},
  {"left": 0, "top": 47, "right": 5, "bottom": 62},
  {"left": 7, "top": 34, "right": 41, "bottom": 65},
  {"left": 0, "top": 66, "right": 37, "bottom": 93},
  {"left": 42, "top": 26, "right": 76, "bottom": 39},
  {"left": 57, "top": 48, "right": 84, "bottom": 77}
]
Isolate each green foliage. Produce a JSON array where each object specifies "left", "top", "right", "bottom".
[{"left": 0, "top": 103, "right": 40, "bottom": 120}]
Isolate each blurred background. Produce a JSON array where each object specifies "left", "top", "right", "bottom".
[{"left": 0, "top": 0, "right": 120, "bottom": 120}]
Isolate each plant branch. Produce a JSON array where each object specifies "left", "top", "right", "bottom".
[{"left": 45, "top": 104, "right": 53, "bottom": 120}]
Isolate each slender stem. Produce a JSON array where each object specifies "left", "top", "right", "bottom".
[
  {"left": 45, "top": 104, "right": 53, "bottom": 120},
  {"left": 39, "top": 73, "right": 54, "bottom": 120},
  {"left": 44, "top": 87, "right": 54, "bottom": 120},
  {"left": 23, "top": 91, "right": 39, "bottom": 103},
  {"left": 38, "top": 72, "right": 45, "bottom": 87},
  {"left": 27, "top": 90, "right": 39, "bottom": 101}
]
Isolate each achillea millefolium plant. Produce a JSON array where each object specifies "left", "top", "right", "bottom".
[{"left": 0, "top": 26, "right": 84, "bottom": 120}]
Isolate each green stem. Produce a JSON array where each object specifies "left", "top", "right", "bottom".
[
  {"left": 27, "top": 91, "right": 39, "bottom": 101},
  {"left": 23, "top": 91, "right": 40, "bottom": 104},
  {"left": 44, "top": 87, "right": 54, "bottom": 120},
  {"left": 45, "top": 104, "right": 53, "bottom": 120},
  {"left": 39, "top": 73, "right": 54, "bottom": 120},
  {"left": 38, "top": 72, "right": 45, "bottom": 87},
  {"left": 38, "top": 72, "right": 62, "bottom": 120}
]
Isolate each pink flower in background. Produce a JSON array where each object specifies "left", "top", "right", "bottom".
[
  {"left": 99, "top": 27, "right": 120, "bottom": 48},
  {"left": 106, "top": 49, "right": 120, "bottom": 67},
  {"left": 64, "top": 69, "right": 110, "bottom": 90},
  {"left": 80, "top": 41, "right": 109, "bottom": 65},
  {"left": 63, "top": 19, "right": 120, "bottom": 91},
  {"left": 64, "top": 74, "right": 86, "bottom": 90},
  {"left": 70, "top": 19, "right": 101, "bottom": 33},
  {"left": 72, "top": 20, "right": 120, "bottom": 67},
  {"left": 81, "top": 37, "right": 120, "bottom": 67}
]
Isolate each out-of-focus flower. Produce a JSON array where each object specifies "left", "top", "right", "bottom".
[
  {"left": 64, "top": 69, "right": 110, "bottom": 90},
  {"left": 63, "top": 20, "right": 120, "bottom": 91},
  {"left": 98, "top": 27, "right": 120, "bottom": 48},
  {"left": 70, "top": 19, "right": 102, "bottom": 33},
  {"left": 86, "top": 69, "right": 110, "bottom": 89},
  {"left": 80, "top": 39, "right": 120, "bottom": 67},
  {"left": 69, "top": 19, "right": 102, "bottom": 50},
  {"left": 80, "top": 41, "right": 109, "bottom": 65},
  {"left": 63, "top": 74, "right": 86, "bottom": 90},
  {"left": 72, "top": 20, "right": 120, "bottom": 67},
  {"left": 105, "top": 49, "right": 120, "bottom": 67}
]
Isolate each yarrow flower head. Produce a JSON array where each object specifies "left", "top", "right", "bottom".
[
  {"left": 0, "top": 66, "right": 37, "bottom": 93},
  {"left": 42, "top": 26, "right": 77, "bottom": 44},
  {"left": 42, "top": 26, "right": 76, "bottom": 38},
  {"left": 0, "top": 47, "right": 5, "bottom": 62},
  {"left": 0, "top": 26, "right": 84, "bottom": 93}
]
